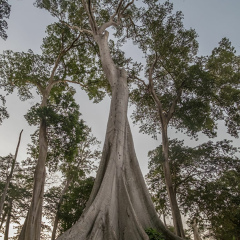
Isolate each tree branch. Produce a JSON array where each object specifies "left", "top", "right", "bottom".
[
  {"left": 82, "top": 0, "right": 98, "bottom": 34},
  {"left": 129, "top": 75, "right": 147, "bottom": 87},
  {"left": 98, "top": 0, "right": 124, "bottom": 34},
  {"left": 148, "top": 53, "right": 166, "bottom": 123},
  {"left": 98, "top": 0, "right": 135, "bottom": 34},
  {"left": 54, "top": 79, "right": 88, "bottom": 89},
  {"left": 63, "top": 22, "right": 93, "bottom": 35},
  {"left": 47, "top": 32, "right": 84, "bottom": 94},
  {"left": 121, "top": 0, "right": 134, "bottom": 15},
  {"left": 167, "top": 86, "right": 183, "bottom": 123}
]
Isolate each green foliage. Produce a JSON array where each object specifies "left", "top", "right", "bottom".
[
  {"left": 0, "top": 19, "right": 109, "bottom": 103},
  {"left": 0, "top": 94, "right": 9, "bottom": 124},
  {"left": 147, "top": 139, "right": 240, "bottom": 238},
  {"left": 129, "top": 2, "right": 240, "bottom": 140},
  {"left": 58, "top": 177, "right": 95, "bottom": 233},
  {"left": 0, "top": 0, "right": 11, "bottom": 40},
  {"left": 198, "top": 169, "right": 240, "bottom": 239},
  {"left": 207, "top": 38, "right": 240, "bottom": 137},
  {"left": 145, "top": 228, "right": 165, "bottom": 240},
  {"left": 0, "top": 155, "right": 33, "bottom": 238},
  {"left": 25, "top": 86, "right": 89, "bottom": 173}
]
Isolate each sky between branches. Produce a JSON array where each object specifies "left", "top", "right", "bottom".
[{"left": 0, "top": 0, "right": 239, "bottom": 177}]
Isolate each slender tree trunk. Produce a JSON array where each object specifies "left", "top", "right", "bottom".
[
  {"left": 163, "top": 214, "right": 167, "bottom": 227},
  {"left": 0, "top": 210, "right": 7, "bottom": 229},
  {"left": 51, "top": 178, "right": 71, "bottom": 240},
  {"left": 161, "top": 124, "right": 185, "bottom": 238},
  {"left": 18, "top": 114, "right": 48, "bottom": 240},
  {"left": 56, "top": 32, "right": 182, "bottom": 240},
  {"left": 4, "top": 199, "right": 12, "bottom": 240},
  {"left": 192, "top": 219, "right": 201, "bottom": 240},
  {"left": 0, "top": 130, "right": 23, "bottom": 218}
]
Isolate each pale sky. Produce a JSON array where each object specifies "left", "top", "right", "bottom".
[
  {"left": 1, "top": 0, "right": 240, "bottom": 239},
  {"left": 0, "top": 0, "right": 240, "bottom": 178}
]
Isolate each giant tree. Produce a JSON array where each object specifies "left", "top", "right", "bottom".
[
  {"left": 0, "top": 20, "right": 105, "bottom": 240},
  {"left": 36, "top": 0, "right": 184, "bottom": 239},
  {"left": 129, "top": 1, "right": 240, "bottom": 236}
]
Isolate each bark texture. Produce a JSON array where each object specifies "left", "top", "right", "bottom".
[
  {"left": 56, "top": 33, "right": 182, "bottom": 240},
  {"left": 162, "top": 127, "right": 185, "bottom": 238},
  {"left": 18, "top": 118, "right": 47, "bottom": 240},
  {"left": 148, "top": 54, "right": 185, "bottom": 237}
]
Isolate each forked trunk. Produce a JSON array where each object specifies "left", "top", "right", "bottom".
[
  {"left": 161, "top": 126, "right": 185, "bottom": 238},
  {"left": 56, "top": 32, "right": 182, "bottom": 240},
  {"left": 18, "top": 118, "right": 48, "bottom": 240}
]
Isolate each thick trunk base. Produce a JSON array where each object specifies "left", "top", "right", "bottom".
[{"left": 57, "top": 72, "right": 182, "bottom": 240}]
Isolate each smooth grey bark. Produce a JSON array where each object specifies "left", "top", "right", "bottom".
[
  {"left": 162, "top": 126, "right": 185, "bottom": 238},
  {"left": 148, "top": 60, "right": 185, "bottom": 238},
  {"left": 0, "top": 129, "right": 23, "bottom": 218},
  {"left": 18, "top": 99, "right": 48, "bottom": 240},
  {"left": 4, "top": 199, "right": 12, "bottom": 240},
  {"left": 56, "top": 32, "right": 183, "bottom": 240}
]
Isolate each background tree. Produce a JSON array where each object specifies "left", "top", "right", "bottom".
[
  {"left": 0, "top": 18, "right": 106, "bottom": 240},
  {"left": 0, "top": 129, "right": 23, "bottom": 218},
  {"left": 43, "top": 125, "right": 101, "bottom": 240},
  {"left": 129, "top": 1, "right": 240, "bottom": 236},
  {"left": 0, "top": 0, "right": 11, "bottom": 40},
  {"left": 23, "top": 86, "right": 88, "bottom": 240},
  {"left": 146, "top": 139, "right": 240, "bottom": 239},
  {"left": 0, "top": 155, "right": 34, "bottom": 240}
]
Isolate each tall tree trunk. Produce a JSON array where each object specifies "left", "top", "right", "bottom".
[
  {"left": 56, "top": 32, "right": 182, "bottom": 240},
  {"left": 0, "top": 130, "right": 23, "bottom": 218},
  {"left": 192, "top": 219, "right": 201, "bottom": 240},
  {"left": 51, "top": 178, "right": 71, "bottom": 240},
  {"left": 4, "top": 199, "right": 12, "bottom": 240},
  {"left": 18, "top": 116, "right": 48, "bottom": 240},
  {"left": 0, "top": 210, "right": 7, "bottom": 229},
  {"left": 161, "top": 124, "right": 185, "bottom": 238}
]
